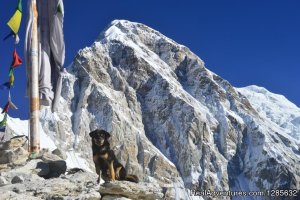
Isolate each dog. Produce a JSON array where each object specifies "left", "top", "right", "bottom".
[{"left": 89, "top": 129, "right": 139, "bottom": 183}]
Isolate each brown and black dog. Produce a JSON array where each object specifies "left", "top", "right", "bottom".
[{"left": 89, "top": 129, "right": 139, "bottom": 183}]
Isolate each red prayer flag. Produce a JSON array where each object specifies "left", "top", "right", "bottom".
[
  {"left": 1, "top": 102, "right": 10, "bottom": 114},
  {"left": 11, "top": 48, "right": 22, "bottom": 68}
]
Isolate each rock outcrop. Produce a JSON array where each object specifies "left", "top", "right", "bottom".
[
  {"left": 0, "top": 136, "right": 169, "bottom": 200},
  {"left": 0, "top": 135, "right": 28, "bottom": 167},
  {"left": 100, "top": 181, "right": 164, "bottom": 199},
  {"left": 0, "top": 169, "right": 101, "bottom": 200}
]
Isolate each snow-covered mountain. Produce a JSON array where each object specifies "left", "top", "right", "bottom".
[
  {"left": 237, "top": 85, "right": 300, "bottom": 140},
  {"left": 2, "top": 20, "right": 299, "bottom": 199}
]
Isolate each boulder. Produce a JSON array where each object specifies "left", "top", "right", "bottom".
[
  {"left": 13, "top": 147, "right": 29, "bottom": 165},
  {"left": 11, "top": 175, "right": 24, "bottom": 184},
  {"left": 40, "top": 160, "right": 66, "bottom": 179},
  {"left": 40, "top": 152, "right": 62, "bottom": 163},
  {"left": 0, "top": 135, "right": 28, "bottom": 151},
  {"left": 0, "top": 147, "right": 28, "bottom": 165},
  {"left": 0, "top": 135, "right": 29, "bottom": 166},
  {"left": 0, "top": 150, "right": 14, "bottom": 164},
  {"left": 52, "top": 148, "right": 67, "bottom": 160},
  {"left": 36, "top": 151, "right": 67, "bottom": 179},
  {"left": 99, "top": 181, "right": 164, "bottom": 200}
]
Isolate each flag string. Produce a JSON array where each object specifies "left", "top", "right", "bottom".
[{"left": 0, "top": 0, "right": 23, "bottom": 132}]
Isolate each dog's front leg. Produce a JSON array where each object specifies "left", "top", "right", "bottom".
[
  {"left": 110, "top": 160, "right": 116, "bottom": 181},
  {"left": 95, "top": 165, "right": 101, "bottom": 183},
  {"left": 115, "top": 166, "right": 122, "bottom": 179},
  {"left": 93, "top": 155, "right": 101, "bottom": 183}
]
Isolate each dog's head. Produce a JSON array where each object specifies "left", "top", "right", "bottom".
[{"left": 89, "top": 129, "right": 111, "bottom": 147}]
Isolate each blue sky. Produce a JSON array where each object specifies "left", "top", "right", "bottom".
[{"left": 0, "top": 0, "right": 299, "bottom": 120}]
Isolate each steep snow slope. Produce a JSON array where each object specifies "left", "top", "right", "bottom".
[{"left": 237, "top": 85, "right": 300, "bottom": 140}]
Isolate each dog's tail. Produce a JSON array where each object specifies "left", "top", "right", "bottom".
[{"left": 125, "top": 174, "right": 139, "bottom": 183}]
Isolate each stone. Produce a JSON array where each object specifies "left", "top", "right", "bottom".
[
  {"left": 13, "top": 147, "right": 29, "bottom": 165},
  {"left": 52, "top": 148, "right": 67, "bottom": 160},
  {"left": 99, "top": 181, "right": 164, "bottom": 200},
  {"left": 66, "top": 168, "right": 85, "bottom": 175},
  {"left": 0, "top": 136, "right": 29, "bottom": 166},
  {"left": 0, "top": 164, "right": 9, "bottom": 171},
  {"left": 0, "top": 135, "right": 28, "bottom": 151},
  {"left": 11, "top": 175, "right": 24, "bottom": 184},
  {"left": 76, "top": 191, "right": 101, "bottom": 200},
  {"left": 39, "top": 160, "right": 66, "bottom": 179},
  {"left": 0, "top": 148, "right": 28, "bottom": 165},
  {"left": 47, "top": 160, "right": 67, "bottom": 178},
  {"left": 36, "top": 161, "right": 50, "bottom": 177},
  {"left": 0, "top": 150, "right": 14, "bottom": 164},
  {"left": 41, "top": 152, "right": 62, "bottom": 163},
  {"left": 0, "top": 176, "right": 8, "bottom": 186},
  {"left": 102, "top": 195, "right": 132, "bottom": 200}
]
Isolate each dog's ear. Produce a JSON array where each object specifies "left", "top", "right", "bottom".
[
  {"left": 89, "top": 130, "right": 97, "bottom": 138},
  {"left": 100, "top": 130, "right": 111, "bottom": 139}
]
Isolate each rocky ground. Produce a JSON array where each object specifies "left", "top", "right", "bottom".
[{"left": 0, "top": 136, "right": 164, "bottom": 200}]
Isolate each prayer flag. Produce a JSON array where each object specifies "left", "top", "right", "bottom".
[{"left": 7, "top": 0, "right": 23, "bottom": 35}]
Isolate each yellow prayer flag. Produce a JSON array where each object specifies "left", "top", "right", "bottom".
[
  {"left": 9, "top": 73, "right": 15, "bottom": 86},
  {"left": 7, "top": 10, "right": 22, "bottom": 34}
]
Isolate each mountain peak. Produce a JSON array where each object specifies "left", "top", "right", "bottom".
[
  {"left": 99, "top": 19, "right": 148, "bottom": 41},
  {"left": 3, "top": 20, "right": 299, "bottom": 199},
  {"left": 68, "top": 20, "right": 300, "bottom": 195},
  {"left": 98, "top": 19, "right": 192, "bottom": 57},
  {"left": 110, "top": 19, "right": 137, "bottom": 27}
]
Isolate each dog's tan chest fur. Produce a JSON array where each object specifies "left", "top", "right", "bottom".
[
  {"left": 93, "top": 153, "right": 109, "bottom": 162},
  {"left": 100, "top": 153, "right": 109, "bottom": 160}
]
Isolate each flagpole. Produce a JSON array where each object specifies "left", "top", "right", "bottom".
[{"left": 29, "top": 0, "right": 40, "bottom": 157}]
